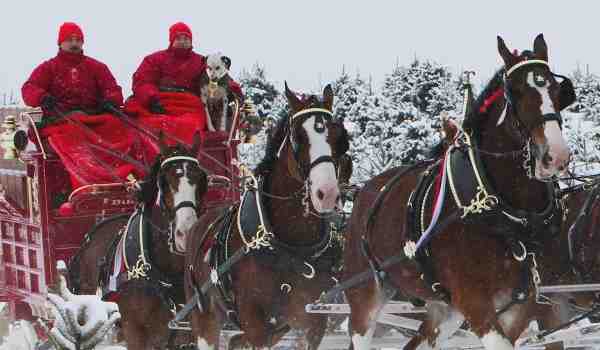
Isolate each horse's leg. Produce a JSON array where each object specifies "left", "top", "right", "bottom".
[
  {"left": 525, "top": 301, "right": 567, "bottom": 350},
  {"left": 403, "top": 303, "right": 464, "bottom": 350},
  {"left": 119, "top": 307, "right": 146, "bottom": 350},
  {"left": 228, "top": 303, "right": 274, "bottom": 349},
  {"left": 467, "top": 311, "right": 514, "bottom": 350},
  {"left": 189, "top": 291, "right": 222, "bottom": 349},
  {"left": 118, "top": 286, "right": 174, "bottom": 350},
  {"left": 303, "top": 315, "right": 327, "bottom": 350},
  {"left": 227, "top": 320, "right": 289, "bottom": 349},
  {"left": 191, "top": 308, "right": 221, "bottom": 350},
  {"left": 346, "top": 281, "right": 385, "bottom": 350}
]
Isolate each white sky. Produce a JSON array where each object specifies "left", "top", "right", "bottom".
[{"left": 0, "top": 0, "right": 595, "bottom": 104}]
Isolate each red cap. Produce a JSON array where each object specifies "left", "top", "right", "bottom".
[
  {"left": 169, "top": 22, "right": 192, "bottom": 45},
  {"left": 57, "top": 22, "right": 84, "bottom": 45}
]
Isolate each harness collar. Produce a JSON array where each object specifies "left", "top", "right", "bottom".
[{"left": 447, "top": 131, "right": 560, "bottom": 235}]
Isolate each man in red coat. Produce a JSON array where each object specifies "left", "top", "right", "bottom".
[
  {"left": 126, "top": 22, "right": 211, "bottom": 163},
  {"left": 22, "top": 22, "right": 123, "bottom": 116},
  {"left": 21, "top": 23, "right": 143, "bottom": 200},
  {"left": 131, "top": 22, "right": 206, "bottom": 113}
]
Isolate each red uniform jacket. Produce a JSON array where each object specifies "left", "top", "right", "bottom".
[
  {"left": 132, "top": 47, "right": 206, "bottom": 108},
  {"left": 22, "top": 50, "right": 123, "bottom": 114}
]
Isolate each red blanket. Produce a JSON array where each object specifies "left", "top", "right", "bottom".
[
  {"left": 40, "top": 113, "right": 145, "bottom": 190},
  {"left": 124, "top": 92, "right": 207, "bottom": 162}
]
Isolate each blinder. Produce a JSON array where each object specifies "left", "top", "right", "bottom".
[{"left": 555, "top": 73, "right": 576, "bottom": 111}]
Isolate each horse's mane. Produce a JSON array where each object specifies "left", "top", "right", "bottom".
[
  {"left": 462, "top": 69, "right": 505, "bottom": 133},
  {"left": 136, "top": 144, "right": 191, "bottom": 205}
]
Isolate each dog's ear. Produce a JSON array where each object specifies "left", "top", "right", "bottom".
[{"left": 221, "top": 56, "right": 232, "bottom": 70}]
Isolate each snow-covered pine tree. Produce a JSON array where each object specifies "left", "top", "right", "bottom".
[
  {"left": 344, "top": 59, "right": 461, "bottom": 181},
  {"left": 237, "top": 64, "right": 287, "bottom": 169},
  {"left": 382, "top": 59, "right": 461, "bottom": 124},
  {"left": 567, "top": 65, "right": 600, "bottom": 121},
  {"left": 561, "top": 66, "right": 600, "bottom": 172},
  {"left": 238, "top": 63, "right": 288, "bottom": 123}
]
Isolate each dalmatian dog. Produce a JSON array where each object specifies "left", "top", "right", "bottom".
[{"left": 199, "top": 53, "right": 241, "bottom": 132}]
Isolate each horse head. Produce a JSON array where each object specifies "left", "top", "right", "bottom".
[
  {"left": 149, "top": 132, "right": 208, "bottom": 252},
  {"left": 496, "top": 34, "right": 573, "bottom": 181},
  {"left": 282, "top": 83, "right": 350, "bottom": 213}
]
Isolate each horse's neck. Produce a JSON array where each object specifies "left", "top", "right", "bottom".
[
  {"left": 265, "top": 158, "right": 323, "bottom": 245},
  {"left": 147, "top": 208, "right": 184, "bottom": 274},
  {"left": 477, "top": 109, "right": 549, "bottom": 212}
]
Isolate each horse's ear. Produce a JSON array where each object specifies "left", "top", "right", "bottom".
[
  {"left": 191, "top": 131, "right": 202, "bottom": 155},
  {"left": 158, "top": 131, "right": 169, "bottom": 154},
  {"left": 497, "top": 36, "right": 517, "bottom": 68},
  {"left": 533, "top": 33, "right": 548, "bottom": 62},
  {"left": 284, "top": 81, "right": 303, "bottom": 111},
  {"left": 323, "top": 84, "right": 334, "bottom": 111}
]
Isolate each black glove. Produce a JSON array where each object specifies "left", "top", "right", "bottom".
[
  {"left": 101, "top": 100, "right": 119, "bottom": 113},
  {"left": 41, "top": 95, "right": 56, "bottom": 111},
  {"left": 149, "top": 98, "right": 166, "bottom": 114}
]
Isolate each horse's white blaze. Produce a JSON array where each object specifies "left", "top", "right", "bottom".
[
  {"left": 173, "top": 162, "right": 197, "bottom": 251},
  {"left": 303, "top": 116, "right": 339, "bottom": 213},
  {"left": 526, "top": 72, "right": 570, "bottom": 176},
  {"left": 527, "top": 72, "right": 555, "bottom": 115},
  {"left": 480, "top": 329, "right": 513, "bottom": 350},
  {"left": 544, "top": 120, "right": 569, "bottom": 171},
  {"left": 196, "top": 337, "right": 214, "bottom": 350}
]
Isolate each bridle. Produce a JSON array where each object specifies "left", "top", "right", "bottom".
[
  {"left": 157, "top": 154, "right": 206, "bottom": 255},
  {"left": 273, "top": 107, "right": 341, "bottom": 217},
  {"left": 158, "top": 155, "right": 204, "bottom": 217},
  {"left": 490, "top": 59, "right": 566, "bottom": 179},
  {"left": 287, "top": 108, "right": 338, "bottom": 179},
  {"left": 504, "top": 59, "right": 564, "bottom": 131}
]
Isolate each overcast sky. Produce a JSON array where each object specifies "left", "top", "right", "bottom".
[{"left": 0, "top": 0, "right": 595, "bottom": 104}]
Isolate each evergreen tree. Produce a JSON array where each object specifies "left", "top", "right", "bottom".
[
  {"left": 238, "top": 63, "right": 288, "bottom": 122},
  {"left": 567, "top": 66, "right": 600, "bottom": 121},
  {"left": 382, "top": 59, "right": 461, "bottom": 123},
  {"left": 237, "top": 64, "right": 286, "bottom": 169}
]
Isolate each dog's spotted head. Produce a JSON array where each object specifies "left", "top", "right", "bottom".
[{"left": 206, "top": 53, "right": 231, "bottom": 82}]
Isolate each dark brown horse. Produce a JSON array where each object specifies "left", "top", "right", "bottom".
[
  {"left": 516, "top": 182, "right": 600, "bottom": 349},
  {"left": 68, "top": 135, "right": 208, "bottom": 350},
  {"left": 184, "top": 84, "right": 350, "bottom": 350},
  {"left": 343, "top": 34, "right": 573, "bottom": 350}
]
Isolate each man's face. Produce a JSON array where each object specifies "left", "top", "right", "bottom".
[
  {"left": 172, "top": 34, "right": 192, "bottom": 49},
  {"left": 60, "top": 36, "right": 83, "bottom": 53}
]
